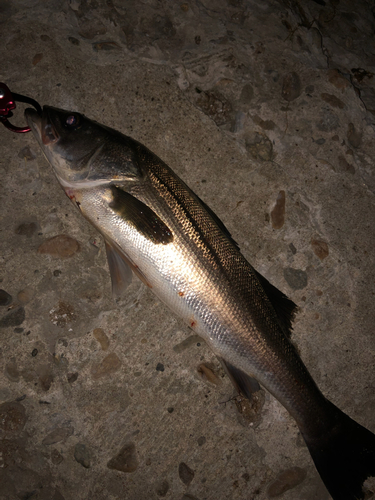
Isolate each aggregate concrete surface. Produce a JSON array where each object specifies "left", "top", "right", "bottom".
[{"left": 1, "top": 1, "right": 375, "bottom": 499}]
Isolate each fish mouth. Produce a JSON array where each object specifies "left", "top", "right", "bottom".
[{"left": 25, "top": 107, "right": 59, "bottom": 146}]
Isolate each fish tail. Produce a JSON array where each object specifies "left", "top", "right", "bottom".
[{"left": 302, "top": 400, "right": 375, "bottom": 500}]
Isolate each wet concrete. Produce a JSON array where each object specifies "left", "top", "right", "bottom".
[{"left": 1, "top": 1, "right": 375, "bottom": 499}]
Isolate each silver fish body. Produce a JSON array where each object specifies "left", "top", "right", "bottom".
[{"left": 25, "top": 106, "right": 375, "bottom": 500}]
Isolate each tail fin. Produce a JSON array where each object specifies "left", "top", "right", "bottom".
[{"left": 302, "top": 400, "right": 375, "bottom": 500}]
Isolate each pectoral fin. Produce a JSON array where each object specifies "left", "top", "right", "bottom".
[
  {"left": 109, "top": 185, "right": 173, "bottom": 245},
  {"left": 104, "top": 238, "right": 152, "bottom": 297},
  {"left": 105, "top": 240, "right": 133, "bottom": 297}
]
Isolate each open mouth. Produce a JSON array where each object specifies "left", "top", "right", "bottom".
[{"left": 25, "top": 107, "right": 59, "bottom": 145}]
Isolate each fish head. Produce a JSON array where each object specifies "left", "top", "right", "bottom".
[{"left": 25, "top": 106, "right": 142, "bottom": 188}]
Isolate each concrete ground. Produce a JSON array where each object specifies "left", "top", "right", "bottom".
[{"left": 1, "top": 0, "right": 375, "bottom": 499}]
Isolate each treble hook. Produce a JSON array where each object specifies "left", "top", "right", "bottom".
[{"left": 0, "top": 82, "right": 42, "bottom": 133}]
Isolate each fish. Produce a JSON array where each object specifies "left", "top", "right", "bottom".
[{"left": 25, "top": 105, "right": 375, "bottom": 500}]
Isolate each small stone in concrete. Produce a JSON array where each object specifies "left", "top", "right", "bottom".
[
  {"left": 5, "top": 359, "right": 20, "bottom": 382},
  {"left": 17, "top": 287, "right": 33, "bottom": 304},
  {"left": 173, "top": 335, "right": 202, "bottom": 353},
  {"left": 0, "top": 307, "right": 25, "bottom": 328},
  {"left": 0, "top": 289, "right": 12, "bottom": 306},
  {"left": 38, "top": 235, "right": 80, "bottom": 258},
  {"left": 156, "top": 362, "right": 165, "bottom": 372},
  {"left": 181, "top": 493, "right": 200, "bottom": 500},
  {"left": 49, "top": 301, "right": 76, "bottom": 327},
  {"left": 15, "top": 221, "right": 38, "bottom": 237},
  {"left": 283, "top": 268, "right": 308, "bottom": 290},
  {"left": 42, "top": 427, "right": 74, "bottom": 445},
  {"left": 0, "top": 402, "right": 27, "bottom": 436},
  {"left": 93, "top": 328, "right": 109, "bottom": 350},
  {"left": 91, "top": 352, "right": 121, "bottom": 379},
  {"left": 37, "top": 364, "right": 54, "bottom": 391},
  {"left": 197, "top": 363, "right": 221, "bottom": 385},
  {"left": 155, "top": 479, "right": 169, "bottom": 497},
  {"left": 51, "top": 448, "right": 63, "bottom": 464},
  {"left": 197, "top": 436, "right": 206, "bottom": 446},
  {"left": 74, "top": 443, "right": 91, "bottom": 468},
  {"left": 196, "top": 89, "right": 232, "bottom": 126},
  {"left": 281, "top": 72, "right": 301, "bottom": 101},
  {"left": 245, "top": 131, "right": 273, "bottom": 161},
  {"left": 267, "top": 466, "right": 307, "bottom": 497},
  {"left": 107, "top": 442, "right": 138, "bottom": 472},
  {"left": 271, "top": 190, "right": 286, "bottom": 229},
  {"left": 311, "top": 239, "right": 329, "bottom": 260},
  {"left": 347, "top": 122, "right": 362, "bottom": 148},
  {"left": 321, "top": 93, "right": 345, "bottom": 109},
  {"left": 18, "top": 145, "right": 36, "bottom": 160},
  {"left": 178, "top": 462, "right": 195, "bottom": 485},
  {"left": 338, "top": 155, "right": 355, "bottom": 174},
  {"left": 67, "top": 372, "right": 79, "bottom": 384}
]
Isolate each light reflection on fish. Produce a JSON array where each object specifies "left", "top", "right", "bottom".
[{"left": 25, "top": 106, "right": 375, "bottom": 500}]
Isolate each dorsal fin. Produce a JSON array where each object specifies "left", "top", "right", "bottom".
[{"left": 254, "top": 269, "right": 298, "bottom": 338}]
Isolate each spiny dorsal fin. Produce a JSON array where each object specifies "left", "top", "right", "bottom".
[{"left": 254, "top": 269, "right": 298, "bottom": 338}]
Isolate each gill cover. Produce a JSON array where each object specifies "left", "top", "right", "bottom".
[{"left": 25, "top": 106, "right": 143, "bottom": 187}]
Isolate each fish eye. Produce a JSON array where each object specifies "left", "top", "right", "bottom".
[{"left": 65, "top": 114, "right": 81, "bottom": 129}]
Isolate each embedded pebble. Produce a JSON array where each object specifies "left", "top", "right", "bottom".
[
  {"left": 196, "top": 89, "right": 232, "bottom": 126},
  {"left": 245, "top": 131, "right": 273, "bottom": 161},
  {"left": 173, "top": 335, "right": 202, "bottom": 353},
  {"left": 311, "top": 239, "right": 329, "bottom": 260},
  {"left": 42, "top": 427, "right": 74, "bottom": 445},
  {"left": 197, "top": 363, "right": 221, "bottom": 385},
  {"left": 327, "top": 69, "right": 350, "bottom": 90},
  {"left": 107, "top": 442, "right": 138, "bottom": 472},
  {"left": 347, "top": 122, "right": 362, "bottom": 148},
  {"left": 197, "top": 436, "right": 206, "bottom": 446},
  {"left": 281, "top": 72, "right": 301, "bottom": 101},
  {"left": 38, "top": 235, "right": 80, "bottom": 258},
  {"left": 178, "top": 462, "right": 195, "bottom": 485},
  {"left": 37, "top": 364, "right": 54, "bottom": 391},
  {"left": 51, "top": 448, "right": 64, "bottom": 464},
  {"left": 320, "top": 92, "right": 345, "bottom": 109},
  {"left": 234, "top": 390, "right": 265, "bottom": 427},
  {"left": 18, "top": 145, "right": 36, "bottom": 160},
  {"left": 49, "top": 301, "right": 76, "bottom": 327},
  {"left": 270, "top": 190, "right": 286, "bottom": 229},
  {"left": 74, "top": 443, "right": 91, "bottom": 468},
  {"left": 93, "top": 328, "right": 109, "bottom": 350},
  {"left": 283, "top": 268, "right": 308, "bottom": 290},
  {"left": 155, "top": 479, "right": 169, "bottom": 497},
  {"left": 0, "top": 289, "right": 12, "bottom": 306},
  {"left": 67, "top": 372, "right": 79, "bottom": 384},
  {"left": 91, "top": 352, "right": 121, "bottom": 379},
  {"left": 338, "top": 155, "right": 355, "bottom": 174},
  {"left": 5, "top": 359, "right": 20, "bottom": 382},
  {"left": 0, "top": 307, "right": 25, "bottom": 328},
  {"left": 156, "top": 362, "right": 165, "bottom": 372},
  {"left": 15, "top": 222, "right": 38, "bottom": 237},
  {"left": 17, "top": 288, "right": 33, "bottom": 304},
  {"left": 267, "top": 467, "right": 307, "bottom": 497},
  {"left": 0, "top": 402, "right": 27, "bottom": 436}
]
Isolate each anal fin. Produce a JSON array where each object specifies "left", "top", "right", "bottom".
[{"left": 218, "top": 357, "right": 260, "bottom": 400}]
